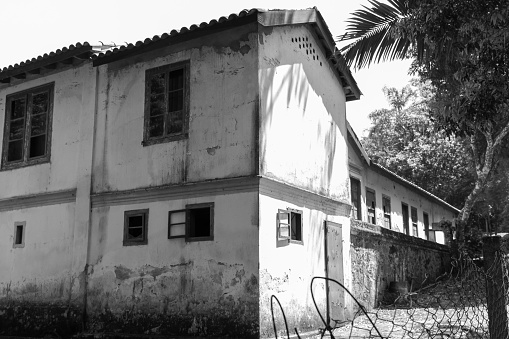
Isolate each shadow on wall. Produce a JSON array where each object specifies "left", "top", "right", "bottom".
[{"left": 259, "top": 61, "right": 341, "bottom": 198}]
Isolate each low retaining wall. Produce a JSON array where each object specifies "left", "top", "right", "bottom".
[{"left": 350, "top": 219, "right": 451, "bottom": 309}]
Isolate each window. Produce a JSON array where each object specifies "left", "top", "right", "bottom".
[
  {"left": 382, "top": 195, "right": 391, "bottom": 229},
  {"left": 123, "top": 209, "right": 148, "bottom": 246},
  {"left": 350, "top": 177, "right": 361, "bottom": 220},
  {"left": 423, "top": 212, "right": 435, "bottom": 242},
  {"left": 402, "top": 203, "right": 410, "bottom": 235},
  {"left": 168, "top": 203, "right": 214, "bottom": 242},
  {"left": 2, "top": 83, "right": 53, "bottom": 169},
  {"left": 13, "top": 221, "right": 25, "bottom": 248},
  {"left": 366, "top": 188, "right": 376, "bottom": 224},
  {"left": 277, "top": 208, "right": 303, "bottom": 243},
  {"left": 411, "top": 206, "right": 418, "bottom": 237},
  {"left": 143, "top": 61, "right": 189, "bottom": 146}
]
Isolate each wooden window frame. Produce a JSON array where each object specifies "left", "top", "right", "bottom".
[
  {"left": 277, "top": 209, "right": 291, "bottom": 241},
  {"left": 168, "top": 209, "right": 186, "bottom": 239},
  {"left": 289, "top": 208, "right": 303, "bottom": 244},
  {"left": 423, "top": 212, "right": 433, "bottom": 241},
  {"left": 350, "top": 177, "right": 362, "bottom": 220},
  {"left": 382, "top": 195, "right": 391, "bottom": 229},
  {"left": 123, "top": 209, "right": 149, "bottom": 246},
  {"left": 366, "top": 187, "right": 376, "bottom": 225},
  {"left": 142, "top": 61, "right": 190, "bottom": 146},
  {"left": 13, "top": 221, "right": 26, "bottom": 248},
  {"left": 185, "top": 202, "right": 214, "bottom": 242},
  {"left": 411, "top": 206, "right": 418, "bottom": 237},
  {"left": 402, "top": 203, "right": 410, "bottom": 235},
  {"left": 2, "top": 83, "right": 54, "bottom": 170}
]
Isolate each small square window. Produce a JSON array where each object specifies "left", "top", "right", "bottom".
[
  {"left": 143, "top": 62, "right": 190, "bottom": 146},
  {"left": 123, "top": 209, "right": 148, "bottom": 246},
  {"left": 277, "top": 208, "right": 303, "bottom": 244},
  {"left": 13, "top": 221, "right": 25, "bottom": 248}
]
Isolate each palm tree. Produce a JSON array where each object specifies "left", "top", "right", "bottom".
[{"left": 338, "top": 0, "right": 422, "bottom": 70}]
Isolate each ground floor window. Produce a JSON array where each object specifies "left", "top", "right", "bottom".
[{"left": 168, "top": 203, "right": 214, "bottom": 242}]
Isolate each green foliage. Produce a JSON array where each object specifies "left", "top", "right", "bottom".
[
  {"left": 362, "top": 84, "right": 473, "bottom": 208},
  {"left": 341, "top": 0, "right": 509, "bottom": 222}
]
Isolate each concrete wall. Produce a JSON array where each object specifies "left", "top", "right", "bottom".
[
  {"left": 83, "top": 23, "right": 262, "bottom": 337},
  {"left": 257, "top": 24, "right": 353, "bottom": 337},
  {"left": 350, "top": 219, "right": 451, "bottom": 309},
  {"left": 0, "top": 63, "right": 96, "bottom": 336},
  {"left": 258, "top": 24, "right": 350, "bottom": 201},
  {"left": 92, "top": 22, "right": 259, "bottom": 193},
  {"left": 86, "top": 188, "right": 259, "bottom": 337},
  {"left": 348, "top": 142, "right": 454, "bottom": 244}
]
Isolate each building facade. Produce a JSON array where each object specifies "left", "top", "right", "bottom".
[
  {"left": 347, "top": 123, "right": 459, "bottom": 244},
  {"left": 0, "top": 9, "right": 360, "bottom": 338}
]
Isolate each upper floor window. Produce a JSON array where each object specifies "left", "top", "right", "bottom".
[
  {"left": 411, "top": 206, "right": 418, "bottom": 237},
  {"left": 143, "top": 61, "right": 190, "bottom": 146},
  {"left": 2, "top": 83, "right": 53, "bottom": 169},
  {"left": 366, "top": 188, "right": 376, "bottom": 224},
  {"left": 350, "top": 177, "right": 361, "bottom": 220},
  {"left": 382, "top": 195, "right": 391, "bottom": 229}
]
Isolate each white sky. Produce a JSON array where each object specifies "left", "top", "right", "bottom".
[{"left": 0, "top": 0, "right": 412, "bottom": 135}]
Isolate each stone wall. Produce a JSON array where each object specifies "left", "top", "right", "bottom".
[{"left": 350, "top": 219, "right": 451, "bottom": 309}]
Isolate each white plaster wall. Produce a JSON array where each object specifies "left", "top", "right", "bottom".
[
  {"left": 348, "top": 142, "right": 455, "bottom": 244},
  {"left": 258, "top": 25, "right": 350, "bottom": 201},
  {"left": 258, "top": 193, "right": 352, "bottom": 336},
  {"left": 0, "top": 203, "right": 76, "bottom": 302},
  {"left": 0, "top": 64, "right": 94, "bottom": 198},
  {"left": 92, "top": 24, "right": 259, "bottom": 193},
  {"left": 87, "top": 190, "right": 259, "bottom": 328}
]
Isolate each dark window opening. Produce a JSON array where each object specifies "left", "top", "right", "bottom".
[
  {"left": 382, "top": 195, "right": 391, "bottom": 229},
  {"left": 411, "top": 206, "right": 418, "bottom": 237},
  {"left": 13, "top": 222, "right": 25, "bottom": 248},
  {"left": 123, "top": 210, "right": 148, "bottom": 245},
  {"left": 3, "top": 84, "right": 53, "bottom": 169},
  {"left": 185, "top": 203, "right": 214, "bottom": 242},
  {"left": 15, "top": 225, "right": 23, "bottom": 244},
  {"left": 144, "top": 62, "right": 189, "bottom": 146},
  {"left": 350, "top": 177, "right": 361, "bottom": 220},
  {"left": 402, "top": 203, "right": 410, "bottom": 235},
  {"left": 366, "top": 188, "right": 376, "bottom": 224},
  {"left": 290, "top": 211, "right": 302, "bottom": 241}
]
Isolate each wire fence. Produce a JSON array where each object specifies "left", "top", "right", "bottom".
[{"left": 271, "top": 237, "right": 509, "bottom": 338}]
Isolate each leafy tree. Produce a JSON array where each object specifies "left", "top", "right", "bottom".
[
  {"left": 362, "top": 84, "right": 473, "bottom": 208},
  {"left": 339, "top": 0, "right": 509, "bottom": 225}
]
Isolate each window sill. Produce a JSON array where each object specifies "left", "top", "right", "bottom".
[
  {"left": 290, "top": 239, "right": 304, "bottom": 245},
  {"left": 186, "top": 236, "right": 214, "bottom": 242},
  {"left": 123, "top": 240, "right": 148, "bottom": 246},
  {"left": 1, "top": 157, "right": 50, "bottom": 171},
  {"left": 142, "top": 133, "right": 188, "bottom": 147}
]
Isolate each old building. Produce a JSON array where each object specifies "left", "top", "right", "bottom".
[
  {"left": 347, "top": 122, "right": 459, "bottom": 244},
  {"left": 0, "top": 8, "right": 361, "bottom": 338}
]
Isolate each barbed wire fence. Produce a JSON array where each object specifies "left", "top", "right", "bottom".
[{"left": 271, "top": 236, "right": 509, "bottom": 338}]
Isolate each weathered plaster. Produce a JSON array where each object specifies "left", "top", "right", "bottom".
[
  {"left": 92, "top": 23, "right": 259, "bottom": 193},
  {"left": 350, "top": 220, "right": 451, "bottom": 309},
  {"left": 86, "top": 191, "right": 260, "bottom": 336},
  {"left": 258, "top": 24, "right": 350, "bottom": 201}
]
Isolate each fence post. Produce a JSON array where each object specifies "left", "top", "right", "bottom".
[{"left": 482, "top": 236, "right": 508, "bottom": 339}]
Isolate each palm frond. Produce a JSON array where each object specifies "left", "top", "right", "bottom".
[{"left": 338, "top": 0, "right": 414, "bottom": 69}]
